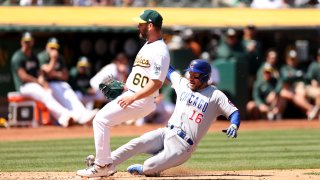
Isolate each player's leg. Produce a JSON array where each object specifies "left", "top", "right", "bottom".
[
  {"left": 48, "top": 81, "right": 97, "bottom": 124},
  {"left": 19, "top": 82, "right": 72, "bottom": 125},
  {"left": 142, "top": 129, "right": 194, "bottom": 176},
  {"left": 93, "top": 90, "right": 156, "bottom": 166},
  {"left": 111, "top": 128, "right": 166, "bottom": 166},
  {"left": 77, "top": 91, "right": 155, "bottom": 177},
  {"left": 49, "top": 82, "right": 87, "bottom": 112}
]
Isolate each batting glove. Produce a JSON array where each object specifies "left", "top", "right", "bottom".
[{"left": 226, "top": 124, "right": 238, "bottom": 138}]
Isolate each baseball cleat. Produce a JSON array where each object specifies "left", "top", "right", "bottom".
[
  {"left": 76, "top": 163, "right": 116, "bottom": 178},
  {"left": 77, "top": 109, "right": 99, "bottom": 125},
  {"left": 127, "top": 164, "right": 143, "bottom": 175},
  {"left": 57, "top": 113, "right": 72, "bottom": 127}
]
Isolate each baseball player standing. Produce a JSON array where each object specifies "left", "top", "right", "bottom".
[
  {"left": 109, "top": 59, "right": 240, "bottom": 176},
  {"left": 76, "top": 9, "right": 170, "bottom": 178}
]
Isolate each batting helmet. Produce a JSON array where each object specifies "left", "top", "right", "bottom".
[{"left": 186, "top": 59, "right": 211, "bottom": 83}]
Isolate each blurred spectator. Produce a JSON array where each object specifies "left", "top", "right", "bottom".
[
  {"left": 69, "top": 56, "right": 99, "bottom": 110},
  {"left": 295, "top": 0, "right": 319, "bottom": 8},
  {"left": 37, "top": 37, "right": 98, "bottom": 126},
  {"left": 92, "top": 0, "right": 114, "bottom": 6},
  {"left": 256, "top": 48, "right": 280, "bottom": 82},
  {"left": 167, "top": 26, "right": 185, "bottom": 50},
  {"left": 10, "top": 32, "right": 85, "bottom": 127},
  {"left": 203, "top": 30, "right": 221, "bottom": 61},
  {"left": 246, "top": 64, "right": 285, "bottom": 120},
  {"left": 73, "top": 0, "right": 92, "bottom": 6},
  {"left": 241, "top": 24, "right": 263, "bottom": 83},
  {"left": 212, "top": 0, "right": 251, "bottom": 7},
  {"left": 304, "top": 48, "right": 320, "bottom": 120},
  {"left": 215, "top": 28, "right": 247, "bottom": 62},
  {"left": 19, "top": 0, "right": 71, "bottom": 6},
  {"left": 1, "top": 0, "right": 18, "bottom": 6},
  {"left": 134, "top": 93, "right": 175, "bottom": 126},
  {"left": 89, "top": 52, "right": 129, "bottom": 100},
  {"left": 182, "top": 28, "right": 202, "bottom": 58},
  {"left": 250, "top": 0, "right": 291, "bottom": 8},
  {"left": 279, "top": 49, "right": 317, "bottom": 119},
  {"left": 201, "top": 52, "right": 220, "bottom": 85},
  {"left": 19, "top": 0, "right": 38, "bottom": 5}
]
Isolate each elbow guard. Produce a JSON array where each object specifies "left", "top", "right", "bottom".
[{"left": 229, "top": 110, "right": 240, "bottom": 128}]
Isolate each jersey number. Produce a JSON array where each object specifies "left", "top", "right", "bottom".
[
  {"left": 189, "top": 110, "right": 203, "bottom": 124},
  {"left": 133, "top": 73, "right": 149, "bottom": 88}
]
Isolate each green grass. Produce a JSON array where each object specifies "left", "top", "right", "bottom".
[{"left": 0, "top": 129, "right": 320, "bottom": 172}]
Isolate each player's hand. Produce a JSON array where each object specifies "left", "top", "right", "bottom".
[
  {"left": 225, "top": 124, "right": 238, "bottom": 138},
  {"left": 48, "top": 48, "right": 59, "bottom": 61},
  {"left": 118, "top": 95, "right": 135, "bottom": 109}
]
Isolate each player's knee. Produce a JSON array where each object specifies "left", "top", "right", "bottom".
[{"left": 92, "top": 111, "right": 111, "bottom": 127}]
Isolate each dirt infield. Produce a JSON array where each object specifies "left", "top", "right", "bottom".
[
  {"left": 1, "top": 119, "right": 320, "bottom": 179},
  {"left": 1, "top": 119, "right": 320, "bottom": 141}
]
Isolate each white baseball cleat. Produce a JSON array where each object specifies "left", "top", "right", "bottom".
[
  {"left": 76, "top": 163, "right": 116, "bottom": 178},
  {"left": 77, "top": 109, "right": 99, "bottom": 125},
  {"left": 57, "top": 113, "right": 72, "bottom": 127}
]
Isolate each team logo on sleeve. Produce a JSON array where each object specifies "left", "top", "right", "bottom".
[{"left": 154, "top": 63, "right": 161, "bottom": 75}]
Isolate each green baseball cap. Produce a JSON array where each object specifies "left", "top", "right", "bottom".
[
  {"left": 133, "top": 9, "right": 163, "bottom": 28},
  {"left": 21, "top": 32, "right": 33, "bottom": 42},
  {"left": 47, "top": 37, "right": 60, "bottom": 49}
]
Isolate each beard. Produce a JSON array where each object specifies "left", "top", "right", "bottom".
[{"left": 139, "top": 28, "right": 148, "bottom": 40}]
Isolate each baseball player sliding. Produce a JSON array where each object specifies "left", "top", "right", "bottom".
[
  {"left": 76, "top": 9, "right": 170, "bottom": 178},
  {"left": 110, "top": 59, "right": 240, "bottom": 176}
]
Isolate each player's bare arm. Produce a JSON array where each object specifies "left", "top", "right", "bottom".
[
  {"left": 46, "top": 68, "right": 69, "bottom": 81},
  {"left": 17, "top": 67, "right": 38, "bottom": 84},
  {"left": 41, "top": 49, "right": 58, "bottom": 73},
  {"left": 118, "top": 79, "right": 162, "bottom": 108}
]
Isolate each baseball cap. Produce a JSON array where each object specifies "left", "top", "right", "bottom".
[
  {"left": 46, "top": 37, "right": 60, "bottom": 49},
  {"left": 288, "top": 49, "right": 297, "bottom": 58},
  {"left": 77, "top": 56, "right": 90, "bottom": 68},
  {"left": 263, "top": 64, "right": 274, "bottom": 73},
  {"left": 133, "top": 9, "right": 163, "bottom": 28},
  {"left": 21, "top": 32, "right": 33, "bottom": 42},
  {"left": 226, "top": 28, "right": 236, "bottom": 36},
  {"left": 246, "top": 24, "right": 256, "bottom": 30}
]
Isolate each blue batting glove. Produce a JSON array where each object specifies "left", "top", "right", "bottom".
[{"left": 226, "top": 124, "right": 238, "bottom": 138}]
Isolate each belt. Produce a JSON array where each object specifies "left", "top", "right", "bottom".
[{"left": 167, "top": 125, "right": 194, "bottom": 145}]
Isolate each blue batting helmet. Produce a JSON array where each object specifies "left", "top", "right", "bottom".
[{"left": 186, "top": 59, "right": 211, "bottom": 83}]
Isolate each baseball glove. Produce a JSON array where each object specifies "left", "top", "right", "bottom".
[{"left": 99, "top": 77, "right": 124, "bottom": 100}]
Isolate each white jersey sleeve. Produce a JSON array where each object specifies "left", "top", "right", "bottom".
[
  {"left": 90, "top": 63, "right": 117, "bottom": 91},
  {"left": 214, "top": 90, "right": 238, "bottom": 118},
  {"left": 169, "top": 71, "right": 184, "bottom": 90},
  {"left": 126, "top": 39, "right": 170, "bottom": 97}
]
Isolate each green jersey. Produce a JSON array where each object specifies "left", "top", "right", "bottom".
[
  {"left": 11, "top": 49, "right": 39, "bottom": 90},
  {"left": 305, "top": 61, "right": 320, "bottom": 83},
  {"left": 69, "top": 67, "right": 92, "bottom": 94},
  {"left": 252, "top": 77, "right": 281, "bottom": 106},
  {"left": 37, "top": 50, "right": 67, "bottom": 81},
  {"left": 280, "top": 64, "right": 304, "bottom": 85}
]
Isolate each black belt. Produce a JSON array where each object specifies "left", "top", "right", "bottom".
[{"left": 167, "top": 125, "right": 194, "bottom": 145}]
